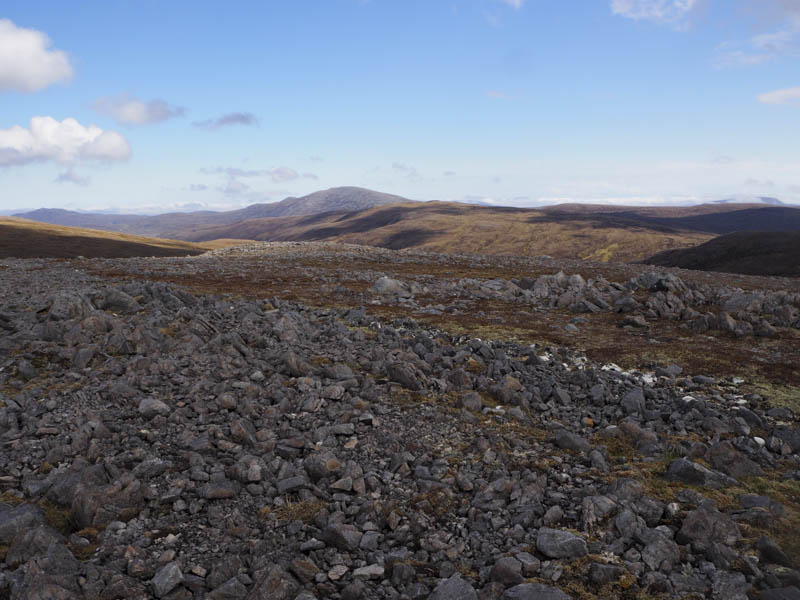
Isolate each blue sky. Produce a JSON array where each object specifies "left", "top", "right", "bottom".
[{"left": 1, "top": 0, "right": 799, "bottom": 212}]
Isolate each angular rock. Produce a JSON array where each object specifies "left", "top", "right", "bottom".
[
  {"left": 151, "top": 562, "right": 184, "bottom": 598},
  {"left": 428, "top": 573, "right": 478, "bottom": 600},
  {"left": 666, "top": 458, "right": 738, "bottom": 489}
]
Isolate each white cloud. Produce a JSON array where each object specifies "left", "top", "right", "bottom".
[
  {"left": 758, "top": 86, "right": 800, "bottom": 105},
  {"left": 611, "top": 0, "right": 696, "bottom": 24},
  {"left": 93, "top": 93, "right": 185, "bottom": 125},
  {"left": 54, "top": 168, "right": 90, "bottom": 186},
  {"left": 0, "top": 19, "right": 73, "bottom": 92},
  {"left": 498, "top": 0, "right": 524, "bottom": 9},
  {"left": 0, "top": 116, "right": 131, "bottom": 166}
]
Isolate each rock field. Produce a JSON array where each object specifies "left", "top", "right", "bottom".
[{"left": 0, "top": 242, "right": 798, "bottom": 600}]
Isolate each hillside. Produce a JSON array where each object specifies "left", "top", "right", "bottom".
[
  {"left": 643, "top": 230, "right": 800, "bottom": 277},
  {"left": 13, "top": 187, "right": 412, "bottom": 238},
  {"left": 0, "top": 218, "right": 207, "bottom": 259},
  {"left": 175, "top": 201, "right": 718, "bottom": 262}
]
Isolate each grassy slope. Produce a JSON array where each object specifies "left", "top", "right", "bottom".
[
  {"left": 178, "top": 202, "right": 714, "bottom": 262},
  {"left": 0, "top": 217, "right": 209, "bottom": 259}
]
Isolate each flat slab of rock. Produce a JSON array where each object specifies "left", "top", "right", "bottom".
[
  {"left": 501, "top": 582, "right": 572, "bottom": 599},
  {"left": 536, "top": 527, "right": 587, "bottom": 559},
  {"left": 666, "top": 458, "right": 737, "bottom": 489}
]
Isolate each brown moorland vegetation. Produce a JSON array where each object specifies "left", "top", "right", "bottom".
[
  {"left": 0, "top": 217, "right": 209, "bottom": 259},
  {"left": 173, "top": 202, "right": 716, "bottom": 262}
]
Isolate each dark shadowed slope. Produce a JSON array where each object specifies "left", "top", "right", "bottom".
[
  {"left": 537, "top": 205, "right": 800, "bottom": 234},
  {"left": 0, "top": 218, "right": 207, "bottom": 259},
  {"left": 14, "top": 187, "right": 413, "bottom": 238},
  {"left": 643, "top": 231, "right": 800, "bottom": 277}
]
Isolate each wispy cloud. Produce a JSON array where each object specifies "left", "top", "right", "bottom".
[
  {"left": 93, "top": 93, "right": 185, "bottom": 126},
  {"left": 392, "top": 162, "right": 420, "bottom": 179},
  {"left": 497, "top": 0, "right": 524, "bottom": 9},
  {"left": 713, "top": 2, "right": 800, "bottom": 67},
  {"left": 192, "top": 112, "right": 258, "bottom": 130},
  {"left": 486, "top": 90, "right": 512, "bottom": 99},
  {"left": 610, "top": 0, "right": 697, "bottom": 26},
  {"left": 0, "top": 19, "right": 73, "bottom": 92},
  {"left": 0, "top": 116, "right": 131, "bottom": 167},
  {"left": 714, "top": 29, "right": 800, "bottom": 67},
  {"left": 54, "top": 168, "right": 90, "bottom": 186},
  {"left": 758, "top": 86, "right": 800, "bottom": 105},
  {"left": 199, "top": 165, "right": 298, "bottom": 182}
]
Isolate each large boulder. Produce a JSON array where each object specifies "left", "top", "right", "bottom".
[
  {"left": 428, "top": 573, "right": 478, "bottom": 600},
  {"left": 536, "top": 527, "right": 587, "bottom": 559},
  {"left": 677, "top": 502, "right": 741, "bottom": 546},
  {"left": 666, "top": 458, "right": 738, "bottom": 489}
]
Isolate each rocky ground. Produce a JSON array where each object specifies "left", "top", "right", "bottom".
[{"left": 1, "top": 242, "right": 799, "bottom": 600}]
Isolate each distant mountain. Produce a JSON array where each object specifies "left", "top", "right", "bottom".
[
  {"left": 14, "top": 187, "right": 413, "bottom": 238},
  {"left": 643, "top": 231, "right": 800, "bottom": 277},
  {"left": 712, "top": 196, "right": 785, "bottom": 206}
]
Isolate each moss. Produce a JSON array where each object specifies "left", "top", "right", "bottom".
[
  {"left": 410, "top": 487, "right": 454, "bottom": 521},
  {"left": 0, "top": 491, "right": 25, "bottom": 506},
  {"left": 741, "top": 381, "right": 800, "bottom": 413},
  {"left": 38, "top": 499, "right": 73, "bottom": 536}
]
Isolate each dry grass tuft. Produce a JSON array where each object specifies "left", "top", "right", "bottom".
[{"left": 273, "top": 498, "right": 326, "bottom": 523}]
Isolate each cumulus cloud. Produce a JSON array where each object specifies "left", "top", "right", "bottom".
[
  {"left": 0, "top": 19, "right": 73, "bottom": 92},
  {"left": 192, "top": 112, "right": 258, "bottom": 130},
  {"left": 0, "top": 116, "right": 131, "bottom": 167},
  {"left": 611, "top": 0, "right": 696, "bottom": 24},
  {"left": 758, "top": 86, "right": 800, "bottom": 105},
  {"left": 93, "top": 93, "right": 185, "bottom": 125},
  {"left": 54, "top": 168, "right": 89, "bottom": 186}
]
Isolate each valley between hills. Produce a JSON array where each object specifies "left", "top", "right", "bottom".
[{"left": 1, "top": 189, "right": 800, "bottom": 600}]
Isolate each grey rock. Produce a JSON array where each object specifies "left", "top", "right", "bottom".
[
  {"left": 554, "top": 430, "right": 591, "bottom": 453},
  {"left": 0, "top": 503, "right": 46, "bottom": 544},
  {"left": 138, "top": 397, "right": 170, "bottom": 418},
  {"left": 152, "top": 562, "right": 184, "bottom": 598},
  {"left": 677, "top": 503, "right": 741, "bottom": 546},
  {"left": 490, "top": 556, "right": 524, "bottom": 586},
  {"left": 324, "top": 523, "right": 363, "bottom": 551},
  {"left": 500, "top": 582, "right": 572, "bottom": 599},
  {"left": 666, "top": 458, "right": 738, "bottom": 489},
  {"left": 428, "top": 573, "right": 477, "bottom": 600},
  {"left": 536, "top": 527, "right": 587, "bottom": 559},
  {"left": 641, "top": 536, "right": 680, "bottom": 571}
]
